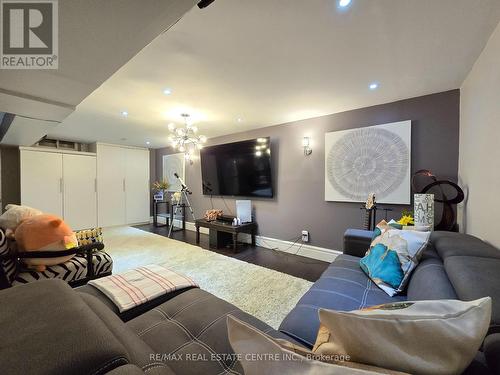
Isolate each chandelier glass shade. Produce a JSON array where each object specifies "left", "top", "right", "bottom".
[{"left": 168, "top": 114, "right": 207, "bottom": 161}]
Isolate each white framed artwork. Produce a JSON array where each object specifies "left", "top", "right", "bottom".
[
  {"left": 325, "top": 120, "right": 411, "bottom": 204},
  {"left": 162, "top": 153, "right": 185, "bottom": 192}
]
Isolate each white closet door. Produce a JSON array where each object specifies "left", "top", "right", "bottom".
[
  {"left": 63, "top": 154, "right": 97, "bottom": 230},
  {"left": 97, "top": 145, "right": 126, "bottom": 227},
  {"left": 20, "top": 150, "right": 63, "bottom": 216},
  {"left": 125, "top": 148, "right": 150, "bottom": 224}
]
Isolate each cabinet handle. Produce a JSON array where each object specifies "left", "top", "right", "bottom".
[
  {"left": 59, "top": 178, "right": 63, "bottom": 193},
  {"left": 94, "top": 178, "right": 97, "bottom": 193},
  {"left": 123, "top": 179, "right": 126, "bottom": 192}
]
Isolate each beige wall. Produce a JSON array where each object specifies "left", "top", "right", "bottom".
[{"left": 459, "top": 22, "right": 500, "bottom": 247}]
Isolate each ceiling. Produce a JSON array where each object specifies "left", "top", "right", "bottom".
[
  {"left": 46, "top": 0, "right": 500, "bottom": 148},
  {"left": 0, "top": 0, "right": 197, "bottom": 145}
]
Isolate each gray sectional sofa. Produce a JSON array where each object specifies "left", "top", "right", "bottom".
[
  {"left": 281, "top": 230, "right": 500, "bottom": 374},
  {"left": 1, "top": 230, "right": 499, "bottom": 374}
]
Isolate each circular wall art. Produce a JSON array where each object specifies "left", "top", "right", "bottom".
[
  {"left": 325, "top": 123, "right": 410, "bottom": 203},
  {"left": 162, "top": 153, "right": 185, "bottom": 192}
]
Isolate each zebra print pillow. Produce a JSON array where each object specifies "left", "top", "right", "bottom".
[
  {"left": 13, "top": 255, "right": 88, "bottom": 285},
  {"left": 0, "top": 228, "right": 18, "bottom": 285},
  {"left": 92, "top": 251, "right": 113, "bottom": 276}
]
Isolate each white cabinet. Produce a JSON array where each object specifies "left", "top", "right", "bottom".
[
  {"left": 20, "top": 149, "right": 64, "bottom": 217},
  {"left": 20, "top": 144, "right": 150, "bottom": 229},
  {"left": 96, "top": 144, "right": 150, "bottom": 227},
  {"left": 125, "top": 148, "right": 150, "bottom": 224},
  {"left": 20, "top": 149, "right": 97, "bottom": 230},
  {"left": 63, "top": 154, "right": 97, "bottom": 230},
  {"left": 96, "top": 145, "right": 126, "bottom": 227}
]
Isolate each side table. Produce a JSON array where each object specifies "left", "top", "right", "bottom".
[{"left": 153, "top": 201, "right": 170, "bottom": 228}]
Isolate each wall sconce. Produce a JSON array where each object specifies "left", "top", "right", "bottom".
[{"left": 303, "top": 137, "right": 312, "bottom": 156}]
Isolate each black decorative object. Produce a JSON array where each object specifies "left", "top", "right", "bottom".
[
  {"left": 411, "top": 169, "right": 464, "bottom": 231},
  {"left": 360, "top": 193, "right": 377, "bottom": 231}
]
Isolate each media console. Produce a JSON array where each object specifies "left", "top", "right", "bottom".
[{"left": 194, "top": 218, "right": 257, "bottom": 251}]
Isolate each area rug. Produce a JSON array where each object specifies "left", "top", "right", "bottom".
[{"left": 102, "top": 226, "right": 313, "bottom": 329}]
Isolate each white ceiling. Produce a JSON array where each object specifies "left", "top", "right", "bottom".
[
  {"left": 49, "top": 0, "right": 500, "bottom": 148},
  {"left": 0, "top": 0, "right": 197, "bottom": 145}
]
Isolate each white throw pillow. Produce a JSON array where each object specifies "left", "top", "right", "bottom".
[
  {"left": 227, "top": 315, "right": 407, "bottom": 375},
  {"left": 314, "top": 298, "right": 492, "bottom": 375}
]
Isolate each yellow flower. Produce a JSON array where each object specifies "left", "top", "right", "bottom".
[{"left": 397, "top": 215, "right": 414, "bottom": 226}]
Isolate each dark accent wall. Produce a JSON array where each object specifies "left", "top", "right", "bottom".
[
  {"left": 154, "top": 90, "right": 460, "bottom": 251},
  {"left": 0, "top": 146, "right": 21, "bottom": 211}
]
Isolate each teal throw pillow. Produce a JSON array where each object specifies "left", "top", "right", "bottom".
[
  {"left": 361, "top": 220, "right": 431, "bottom": 296},
  {"left": 360, "top": 243, "right": 404, "bottom": 289}
]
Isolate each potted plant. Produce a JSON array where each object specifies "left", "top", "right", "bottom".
[
  {"left": 152, "top": 179, "right": 170, "bottom": 201},
  {"left": 397, "top": 209, "right": 415, "bottom": 226}
]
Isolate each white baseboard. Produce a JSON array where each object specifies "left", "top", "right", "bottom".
[
  {"left": 179, "top": 220, "right": 339, "bottom": 263},
  {"left": 254, "top": 236, "right": 340, "bottom": 262},
  {"left": 152, "top": 216, "right": 210, "bottom": 234},
  {"left": 148, "top": 216, "right": 339, "bottom": 262}
]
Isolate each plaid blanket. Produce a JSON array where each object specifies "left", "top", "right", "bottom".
[{"left": 88, "top": 264, "right": 199, "bottom": 312}]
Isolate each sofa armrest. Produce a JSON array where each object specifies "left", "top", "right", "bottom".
[
  {"left": 0, "top": 266, "right": 11, "bottom": 289},
  {"left": 0, "top": 252, "right": 15, "bottom": 289},
  {"left": 484, "top": 333, "right": 500, "bottom": 374},
  {"left": 76, "top": 242, "right": 105, "bottom": 279},
  {"left": 343, "top": 229, "right": 373, "bottom": 258}
]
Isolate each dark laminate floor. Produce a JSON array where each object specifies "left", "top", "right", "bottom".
[{"left": 134, "top": 223, "right": 329, "bottom": 282}]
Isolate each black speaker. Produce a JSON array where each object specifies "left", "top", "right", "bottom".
[{"left": 198, "top": 0, "right": 216, "bottom": 9}]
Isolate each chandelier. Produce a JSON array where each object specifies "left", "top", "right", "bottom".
[{"left": 168, "top": 114, "right": 207, "bottom": 162}]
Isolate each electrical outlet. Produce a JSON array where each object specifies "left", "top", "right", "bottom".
[{"left": 301, "top": 230, "right": 309, "bottom": 243}]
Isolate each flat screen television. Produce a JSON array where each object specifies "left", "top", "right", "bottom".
[{"left": 200, "top": 137, "right": 273, "bottom": 198}]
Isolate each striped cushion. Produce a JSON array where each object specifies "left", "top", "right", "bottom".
[
  {"left": 93, "top": 250, "right": 113, "bottom": 276},
  {"left": 0, "top": 228, "right": 18, "bottom": 285},
  {"left": 13, "top": 255, "right": 88, "bottom": 285}
]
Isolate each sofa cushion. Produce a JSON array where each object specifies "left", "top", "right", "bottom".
[
  {"left": 444, "top": 256, "right": 500, "bottom": 327},
  {"left": 105, "top": 365, "right": 148, "bottom": 375},
  {"left": 279, "top": 254, "right": 405, "bottom": 347},
  {"left": 407, "top": 258, "right": 457, "bottom": 300},
  {"left": 0, "top": 279, "right": 129, "bottom": 375},
  {"left": 431, "top": 231, "right": 500, "bottom": 259},
  {"left": 314, "top": 298, "right": 492, "bottom": 375},
  {"left": 78, "top": 283, "right": 195, "bottom": 322},
  {"left": 484, "top": 333, "right": 500, "bottom": 374},
  {"left": 227, "top": 315, "right": 389, "bottom": 375},
  {"left": 80, "top": 293, "right": 175, "bottom": 375},
  {"left": 126, "top": 288, "right": 297, "bottom": 375}
]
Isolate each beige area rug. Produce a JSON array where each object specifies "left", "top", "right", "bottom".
[{"left": 103, "top": 226, "right": 313, "bottom": 329}]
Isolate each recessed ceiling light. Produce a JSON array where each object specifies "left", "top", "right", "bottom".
[
  {"left": 121, "top": 111, "right": 128, "bottom": 117},
  {"left": 339, "top": 0, "right": 352, "bottom": 8},
  {"left": 237, "top": 118, "right": 242, "bottom": 123},
  {"left": 163, "top": 88, "right": 172, "bottom": 95},
  {"left": 369, "top": 82, "right": 379, "bottom": 90},
  {"left": 146, "top": 141, "right": 151, "bottom": 145}
]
